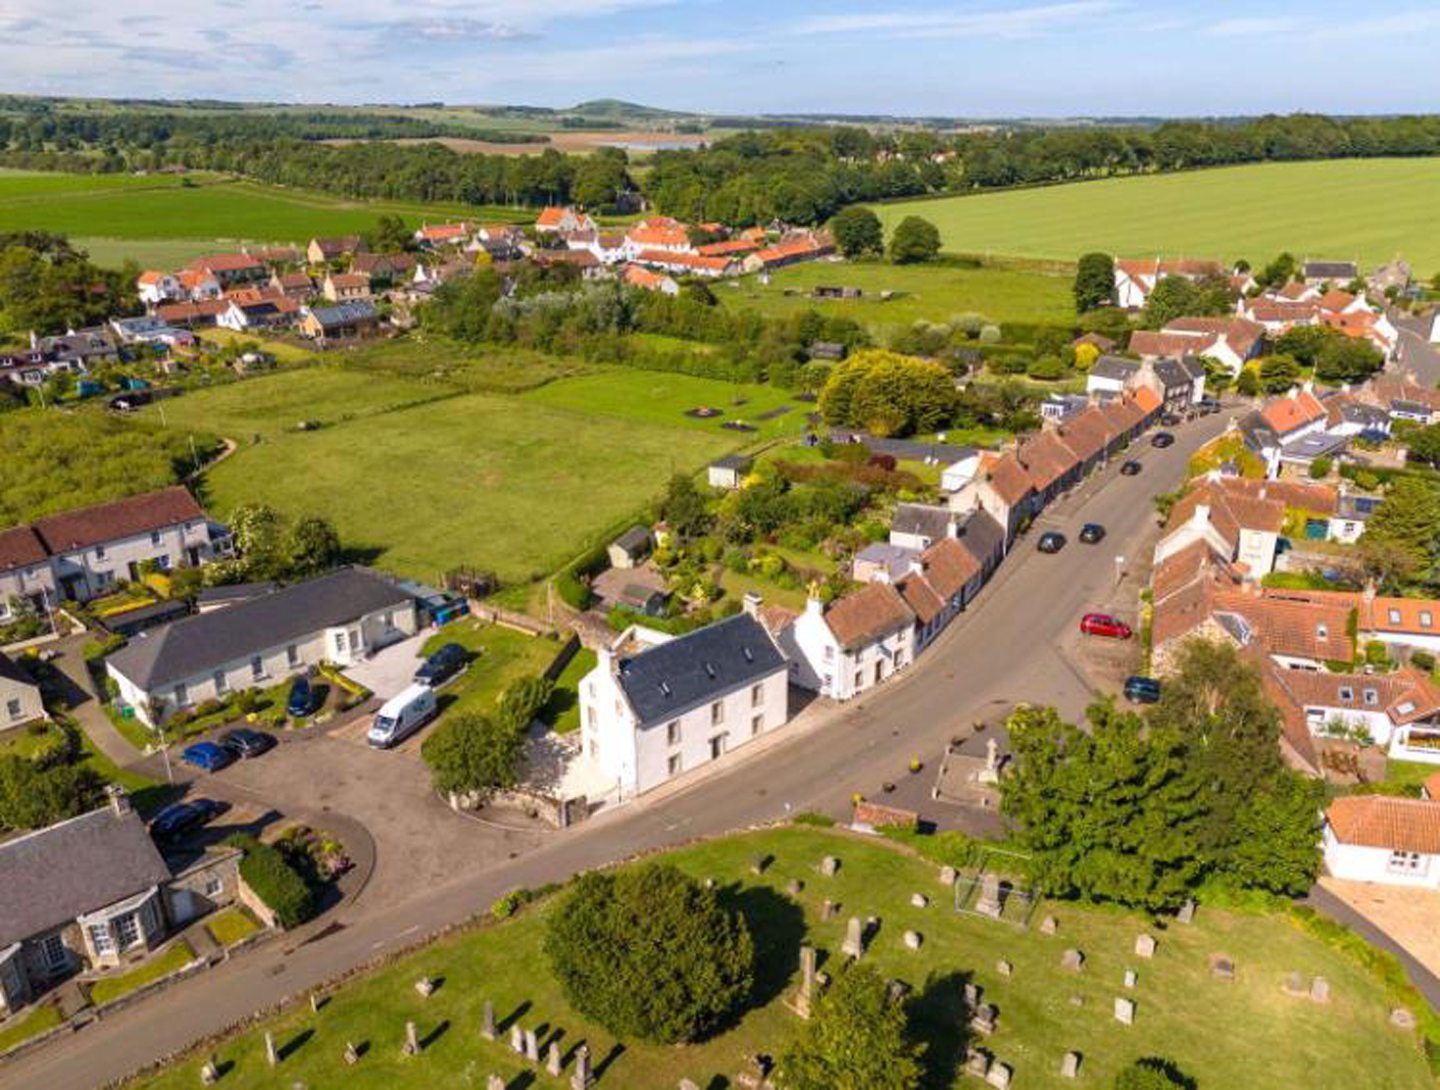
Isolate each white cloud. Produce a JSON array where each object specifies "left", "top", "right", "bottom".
[{"left": 795, "top": 1, "right": 1123, "bottom": 39}]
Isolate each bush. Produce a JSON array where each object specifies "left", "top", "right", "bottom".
[
  {"left": 1411, "top": 650, "right": 1436, "bottom": 672},
  {"left": 421, "top": 711, "right": 526, "bottom": 798},
  {"left": 544, "top": 864, "right": 754, "bottom": 1044},
  {"left": 1309, "top": 456, "right": 1332, "bottom": 479},
  {"left": 1114, "top": 1059, "right": 1193, "bottom": 1090},
  {"left": 555, "top": 568, "right": 592, "bottom": 610},
  {"left": 228, "top": 834, "right": 316, "bottom": 928}
]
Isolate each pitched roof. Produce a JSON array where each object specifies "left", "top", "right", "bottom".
[
  {"left": 918, "top": 536, "right": 981, "bottom": 599},
  {"left": 633, "top": 249, "right": 734, "bottom": 273},
  {"left": 187, "top": 252, "right": 262, "bottom": 273},
  {"left": 1260, "top": 389, "right": 1327, "bottom": 435},
  {"left": 107, "top": 568, "right": 411, "bottom": 691},
  {"left": 0, "top": 804, "right": 172, "bottom": 948},
  {"left": 0, "top": 650, "right": 36, "bottom": 688},
  {"left": 1017, "top": 431, "right": 1079, "bottom": 490},
  {"left": 1090, "top": 355, "right": 1140, "bottom": 381},
  {"left": 1131, "top": 386, "right": 1163, "bottom": 414},
  {"left": 823, "top": 583, "right": 915, "bottom": 651},
  {"left": 1164, "top": 316, "right": 1266, "bottom": 355},
  {"left": 1367, "top": 597, "right": 1440, "bottom": 637},
  {"left": 955, "top": 510, "right": 1005, "bottom": 572},
  {"left": 1327, "top": 796, "right": 1440, "bottom": 854},
  {"left": 0, "top": 525, "right": 48, "bottom": 573},
  {"left": 1303, "top": 260, "right": 1358, "bottom": 281},
  {"left": 307, "top": 300, "right": 379, "bottom": 327},
  {"left": 614, "top": 613, "right": 785, "bottom": 728},
  {"left": 33, "top": 487, "right": 205, "bottom": 554},
  {"left": 983, "top": 452, "right": 1035, "bottom": 507},
  {"left": 626, "top": 223, "right": 691, "bottom": 248},
  {"left": 1130, "top": 330, "right": 1217, "bottom": 359},
  {"left": 326, "top": 272, "right": 371, "bottom": 290},
  {"left": 891, "top": 503, "right": 954, "bottom": 542},
  {"left": 896, "top": 572, "right": 945, "bottom": 625},
  {"left": 1270, "top": 665, "right": 1440, "bottom": 726}
]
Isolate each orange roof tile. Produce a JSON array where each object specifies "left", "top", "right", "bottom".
[
  {"left": 824, "top": 584, "right": 915, "bottom": 651},
  {"left": 1327, "top": 796, "right": 1440, "bottom": 854}
]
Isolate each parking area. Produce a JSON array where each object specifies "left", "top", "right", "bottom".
[{"left": 343, "top": 631, "right": 429, "bottom": 703}]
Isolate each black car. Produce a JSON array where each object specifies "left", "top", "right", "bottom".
[
  {"left": 220, "top": 727, "right": 276, "bottom": 759},
  {"left": 1119, "top": 460, "right": 1143, "bottom": 476},
  {"left": 148, "top": 798, "right": 227, "bottom": 841},
  {"left": 415, "top": 642, "right": 469, "bottom": 688},
  {"left": 1079, "top": 523, "right": 1106, "bottom": 544},
  {"left": 1037, "top": 531, "right": 1066, "bottom": 554},
  {"left": 1160, "top": 412, "right": 1182, "bottom": 427},
  {"left": 1124, "top": 676, "right": 1162, "bottom": 704},
  {"left": 1150, "top": 431, "right": 1175, "bottom": 448}
]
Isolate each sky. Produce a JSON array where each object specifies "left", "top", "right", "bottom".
[{"left": 3, "top": 0, "right": 1439, "bottom": 118}]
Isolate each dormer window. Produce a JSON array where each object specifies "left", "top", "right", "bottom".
[
  {"left": 1316, "top": 623, "right": 1328, "bottom": 640},
  {"left": 1389, "top": 608, "right": 1402, "bottom": 625},
  {"left": 1338, "top": 686, "right": 1354, "bottom": 702},
  {"left": 1363, "top": 689, "right": 1378, "bottom": 706},
  {"left": 1423, "top": 612, "right": 1433, "bottom": 628}
]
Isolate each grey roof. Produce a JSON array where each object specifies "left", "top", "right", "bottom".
[
  {"left": 1304, "top": 261, "right": 1357, "bottom": 280},
  {"left": 308, "top": 300, "right": 378, "bottom": 327},
  {"left": 711, "top": 454, "right": 753, "bottom": 471},
  {"left": 107, "top": 568, "right": 411, "bottom": 691},
  {"left": 1151, "top": 356, "right": 1203, "bottom": 388},
  {"left": 0, "top": 651, "right": 36, "bottom": 688},
  {"left": 892, "top": 503, "right": 955, "bottom": 542},
  {"left": 1335, "top": 401, "right": 1389, "bottom": 428},
  {"left": 855, "top": 542, "right": 920, "bottom": 581},
  {"left": 616, "top": 613, "right": 786, "bottom": 728},
  {"left": 1337, "top": 494, "right": 1382, "bottom": 521},
  {"left": 1391, "top": 399, "right": 1431, "bottom": 416},
  {"left": 612, "top": 526, "right": 651, "bottom": 554},
  {"left": 195, "top": 581, "right": 278, "bottom": 606},
  {"left": 1090, "top": 355, "right": 1139, "bottom": 381},
  {"left": 830, "top": 431, "right": 977, "bottom": 463},
  {"left": 1239, "top": 410, "right": 1280, "bottom": 452},
  {"left": 0, "top": 805, "right": 171, "bottom": 947},
  {"left": 1279, "top": 431, "right": 1350, "bottom": 461},
  {"left": 956, "top": 509, "right": 1006, "bottom": 570}
]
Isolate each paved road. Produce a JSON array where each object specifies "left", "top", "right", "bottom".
[{"left": 3, "top": 415, "right": 1235, "bottom": 1090}]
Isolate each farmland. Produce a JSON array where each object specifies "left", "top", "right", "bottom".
[{"left": 871, "top": 158, "right": 1440, "bottom": 273}]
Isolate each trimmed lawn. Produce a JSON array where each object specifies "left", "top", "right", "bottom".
[
  {"left": 87, "top": 941, "right": 196, "bottom": 1008},
  {"left": 1384, "top": 760, "right": 1439, "bottom": 794},
  {"left": 205, "top": 907, "right": 263, "bottom": 948},
  {"left": 0, "top": 720, "right": 69, "bottom": 760},
  {"left": 543, "top": 648, "right": 597, "bottom": 734},
  {"left": 0, "top": 1000, "right": 63, "bottom": 1055},
  {"left": 871, "top": 158, "right": 1440, "bottom": 274},
  {"left": 128, "top": 826, "right": 1431, "bottom": 1090},
  {"left": 718, "top": 259, "right": 1075, "bottom": 332},
  {"left": 198, "top": 329, "right": 320, "bottom": 366},
  {"left": 420, "top": 619, "right": 563, "bottom": 722}
]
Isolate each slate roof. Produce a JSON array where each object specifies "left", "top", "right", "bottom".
[
  {"left": 615, "top": 613, "right": 785, "bottom": 728},
  {"left": 711, "top": 454, "right": 753, "bottom": 472},
  {"left": 955, "top": 510, "right": 1005, "bottom": 572},
  {"left": 307, "top": 301, "right": 379, "bottom": 328},
  {"left": 1151, "top": 355, "right": 1205, "bottom": 388},
  {"left": 33, "top": 487, "right": 205, "bottom": 553},
  {"left": 1303, "top": 260, "right": 1358, "bottom": 282},
  {"left": 891, "top": 503, "right": 954, "bottom": 543},
  {"left": 1090, "top": 355, "right": 1140, "bottom": 382},
  {"left": 0, "top": 804, "right": 171, "bottom": 948},
  {"left": 0, "top": 650, "right": 36, "bottom": 688},
  {"left": 107, "top": 568, "right": 411, "bottom": 691},
  {"left": 1327, "top": 796, "right": 1440, "bottom": 855},
  {"left": 612, "top": 526, "right": 651, "bottom": 553},
  {"left": 854, "top": 542, "right": 920, "bottom": 582}
]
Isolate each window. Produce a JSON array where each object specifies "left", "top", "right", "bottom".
[
  {"left": 1316, "top": 623, "right": 1328, "bottom": 640},
  {"left": 286, "top": 644, "right": 299, "bottom": 668},
  {"left": 854, "top": 671, "right": 864, "bottom": 689},
  {"left": 151, "top": 531, "right": 161, "bottom": 546},
  {"left": 213, "top": 670, "right": 227, "bottom": 695},
  {"left": 157, "top": 554, "right": 171, "bottom": 571},
  {"left": 751, "top": 714, "right": 764, "bottom": 737},
  {"left": 1388, "top": 850, "right": 1425, "bottom": 874},
  {"left": 1338, "top": 686, "right": 1353, "bottom": 701},
  {"left": 750, "top": 683, "right": 765, "bottom": 708},
  {"left": 204, "top": 875, "right": 224, "bottom": 897},
  {"left": 1423, "top": 612, "right": 1434, "bottom": 628},
  {"left": 334, "top": 630, "right": 347, "bottom": 653},
  {"left": 173, "top": 683, "right": 188, "bottom": 708},
  {"left": 668, "top": 753, "right": 683, "bottom": 777},
  {"left": 5, "top": 698, "right": 19, "bottom": 722},
  {"left": 710, "top": 702, "right": 724, "bottom": 726},
  {"left": 586, "top": 707, "right": 597, "bottom": 729},
  {"left": 823, "top": 646, "right": 835, "bottom": 663},
  {"left": 1389, "top": 608, "right": 1402, "bottom": 625},
  {"left": 1363, "top": 688, "right": 1379, "bottom": 706},
  {"left": 40, "top": 934, "right": 67, "bottom": 971},
  {"left": 114, "top": 913, "right": 140, "bottom": 950},
  {"left": 88, "top": 923, "right": 114, "bottom": 957},
  {"left": 94, "top": 544, "right": 106, "bottom": 561},
  {"left": 667, "top": 720, "right": 681, "bottom": 746},
  {"left": 250, "top": 655, "right": 264, "bottom": 680},
  {"left": 822, "top": 673, "right": 833, "bottom": 691}
]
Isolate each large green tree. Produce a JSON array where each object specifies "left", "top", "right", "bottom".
[
  {"left": 887, "top": 216, "right": 941, "bottom": 264},
  {"left": 780, "top": 964, "right": 924, "bottom": 1090},
  {"left": 1073, "top": 252, "right": 1116, "bottom": 311},
  {"left": 1363, "top": 477, "right": 1440, "bottom": 583},
  {"left": 829, "top": 206, "right": 884, "bottom": 258},
  {"left": 420, "top": 712, "right": 526, "bottom": 799},
  {"left": 1405, "top": 424, "right": 1440, "bottom": 467},
  {"left": 818, "top": 349, "right": 957, "bottom": 437},
  {"left": 544, "top": 864, "right": 754, "bottom": 1044},
  {"left": 0, "top": 756, "right": 103, "bottom": 831}
]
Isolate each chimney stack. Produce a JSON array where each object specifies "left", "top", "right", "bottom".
[
  {"left": 106, "top": 784, "right": 131, "bottom": 817},
  {"left": 742, "top": 592, "right": 763, "bottom": 619}
]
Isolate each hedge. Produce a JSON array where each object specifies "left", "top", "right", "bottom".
[{"left": 227, "top": 834, "right": 315, "bottom": 929}]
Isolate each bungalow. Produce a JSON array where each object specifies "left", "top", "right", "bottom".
[
  {"left": 155, "top": 299, "right": 229, "bottom": 328},
  {"left": 32, "top": 328, "right": 119, "bottom": 371},
  {"left": 579, "top": 610, "right": 789, "bottom": 796},
  {"left": 108, "top": 315, "right": 192, "bottom": 348},
  {"left": 1268, "top": 664, "right": 1440, "bottom": 762},
  {"left": 136, "top": 270, "right": 182, "bottom": 306},
  {"left": 534, "top": 207, "right": 595, "bottom": 235},
  {"left": 106, "top": 567, "right": 416, "bottom": 727},
  {"left": 186, "top": 253, "right": 266, "bottom": 289},
  {"left": 0, "top": 652, "right": 44, "bottom": 732},
  {"left": 779, "top": 583, "right": 915, "bottom": 701},
  {"left": 707, "top": 454, "right": 753, "bottom": 490},
  {"left": 323, "top": 271, "right": 371, "bottom": 302},
  {"left": 298, "top": 300, "right": 380, "bottom": 342},
  {"left": 0, "top": 789, "right": 241, "bottom": 1014},
  {"left": 741, "top": 233, "right": 835, "bottom": 274},
  {"left": 216, "top": 295, "right": 300, "bottom": 332},
  {"left": 307, "top": 236, "right": 365, "bottom": 265},
  {"left": 630, "top": 249, "right": 737, "bottom": 279},
  {"left": 533, "top": 249, "right": 605, "bottom": 279},
  {"left": 1323, "top": 795, "right": 1440, "bottom": 889}
]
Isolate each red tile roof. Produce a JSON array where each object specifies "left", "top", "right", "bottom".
[
  {"left": 824, "top": 583, "right": 914, "bottom": 650},
  {"left": 633, "top": 249, "right": 734, "bottom": 274},
  {"left": 983, "top": 452, "right": 1035, "bottom": 507},
  {"left": 33, "top": 487, "right": 206, "bottom": 553},
  {"left": 917, "top": 537, "right": 980, "bottom": 600},
  {"left": 896, "top": 573, "right": 945, "bottom": 625},
  {"left": 0, "top": 526, "right": 48, "bottom": 573},
  {"left": 627, "top": 224, "right": 691, "bottom": 249},
  {"left": 1327, "top": 796, "right": 1440, "bottom": 854},
  {"left": 1260, "top": 389, "right": 1327, "bottom": 435},
  {"left": 188, "top": 252, "right": 262, "bottom": 273}
]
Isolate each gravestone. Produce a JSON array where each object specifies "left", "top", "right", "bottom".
[
  {"left": 751, "top": 855, "right": 768, "bottom": 876},
  {"left": 996, "top": 958, "right": 1013, "bottom": 978},
  {"left": 1134, "top": 933, "right": 1157, "bottom": 959},
  {"left": 571, "top": 1044, "right": 594, "bottom": 1090},
  {"left": 510, "top": 1025, "right": 524, "bottom": 1054},
  {"left": 965, "top": 1048, "right": 990, "bottom": 1078},
  {"left": 200, "top": 1059, "right": 218, "bottom": 1086},
  {"left": 820, "top": 856, "right": 840, "bottom": 876},
  {"left": 977, "top": 737, "right": 1002, "bottom": 786},
  {"left": 911, "top": 892, "right": 929, "bottom": 908},
  {"left": 343, "top": 1042, "right": 359, "bottom": 1066},
  {"left": 963, "top": 981, "right": 983, "bottom": 1008},
  {"left": 1061, "top": 948, "right": 1085, "bottom": 972},
  {"left": 488, "top": 1077, "right": 506, "bottom": 1090},
  {"left": 787, "top": 878, "right": 804, "bottom": 897},
  {"left": 821, "top": 898, "right": 836, "bottom": 921},
  {"left": 792, "top": 944, "right": 818, "bottom": 1018},
  {"left": 1310, "top": 976, "right": 1330, "bottom": 1004},
  {"left": 265, "top": 1031, "right": 278, "bottom": 1068},
  {"left": 681, "top": 1082, "right": 702, "bottom": 1090},
  {"left": 1283, "top": 971, "right": 1306, "bottom": 997},
  {"left": 403, "top": 1021, "right": 420, "bottom": 1056},
  {"left": 985, "top": 1060, "right": 1012, "bottom": 1089},
  {"left": 1177, "top": 899, "right": 1196, "bottom": 924},
  {"left": 1391, "top": 1007, "right": 1418, "bottom": 1030},
  {"left": 1114, "top": 996, "right": 1135, "bottom": 1025},
  {"left": 414, "top": 977, "right": 435, "bottom": 998},
  {"left": 842, "top": 916, "right": 865, "bottom": 959},
  {"left": 1210, "top": 954, "right": 1235, "bottom": 982},
  {"left": 1123, "top": 969, "right": 1137, "bottom": 989},
  {"left": 969, "top": 1003, "right": 998, "bottom": 1036},
  {"left": 975, "top": 873, "right": 1003, "bottom": 919},
  {"left": 310, "top": 993, "right": 321, "bottom": 1013},
  {"left": 1039, "top": 915, "right": 1058, "bottom": 936},
  {"left": 524, "top": 1028, "right": 540, "bottom": 1063},
  {"left": 1061, "top": 1051, "right": 1082, "bottom": 1079},
  {"left": 904, "top": 930, "right": 923, "bottom": 951},
  {"left": 548, "top": 1041, "right": 563, "bottom": 1076},
  {"left": 940, "top": 865, "right": 958, "bottom": 886},
  {"left": 481, "top": 999, "right": 496, "bottom": 1040}
]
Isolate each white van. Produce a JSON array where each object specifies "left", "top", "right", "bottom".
[{"left": 367, "top": 684, "right": 438, "bottom": 748}]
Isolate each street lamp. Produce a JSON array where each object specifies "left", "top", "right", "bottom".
[{"left": 1114, "top": 555, "right": 1126, "bottom": 585}]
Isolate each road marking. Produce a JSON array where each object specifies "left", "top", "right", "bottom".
[{"left": 397, "top": 925, "right": 420, "bottom": 937}]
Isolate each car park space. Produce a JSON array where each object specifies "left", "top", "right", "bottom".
[{"left": 342, "top": 631, "right": 430, "bottom": 703}]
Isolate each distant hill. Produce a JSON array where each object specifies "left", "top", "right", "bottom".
[{"left": 568, "top": 99, "right": 685, "bottom": 121}]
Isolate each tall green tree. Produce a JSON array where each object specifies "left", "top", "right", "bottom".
[
  {"left": 780, "top": 965, "right": 924, "bottom": 1090},
  {"left": 829, "top": 206, "right": 884, "bottom": 258},
  {"left": 1073, "top": 252, "right": 1116, "bottom": 311},
  {"left": 1362, "top": 477, "right": 1440, "bottom": 583},
  {"left": 818, "top": 349, "right": 957, "bottom": 437},
  {"left": 887, "top": 216, "right": 941, "bottom": 264},
  {"left": 1221, "top": 771, "right": 1324, "bottom": 894},
  {"left": 1405, "top": 423, "right": 1440, "bottom": 467},
  {"left": 420, "top": 712, "right": 526, "bottom": 799},
  {"left": 661, "top": 473, "right": 712, "bottom": 540}
]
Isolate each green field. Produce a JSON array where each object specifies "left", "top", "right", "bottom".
[
  {"left": 0, "top": 170, "right": 529, "bottom": 267},
  {"left": 871, "top": 159, "right": 1440, "bottom": 273},
  {"left": 129, "top": 825, "right": 1431, "bottom": 1090},
  {"left": 719, "top": 260, "right": 1075, "bottom": 332}
]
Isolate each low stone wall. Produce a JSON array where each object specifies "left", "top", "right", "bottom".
[
  {"left": 469, "top": 603, "right": 554, "bottom": 637},
  {"left": 236, "top": 876, "right": 281, "bottom": 932}
]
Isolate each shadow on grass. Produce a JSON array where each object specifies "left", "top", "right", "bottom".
[
  {"left": 910, "top": 970, "right": 973, "bottom": 1090},
  {"left": 418, "top": 1020, "right": 450, "bottom": 1050},
  {"left": 718, "top": 882, "right": 808, "bottom": 1021},
  {"left": 498, "top": 1000, "right": 532, "bottom": 1035},
  {"left": 276, "top": 1027, "right": 313, "bottom": 1062},
  {"left": 593, "top": 1042, "right": 625, "bottom": 1080}
]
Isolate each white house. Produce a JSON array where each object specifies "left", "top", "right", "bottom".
[
  {"left": 940, "top": 451, "right": 982, "bottom": 494},
  {"left": 578, "top": 611, "right": 789, "bottom": 796},
  {"left": 1267, "top": 665, "right": 1440, "bottom": 758},
  {"left": 136, "top": 271, "right": 182, "bottom": 306},
  {"left": 106, "top": 568, "right": 416, "bottom": 727},
  {"left": 889, "top": 503, "right": 959, "bottom": 552},
  {"left": 1323, "top": 796, "right": 1440, "bottom": 890},
  {"left": 0, "top": 652, "right": 44, "bottom": 732},
  {"left": 779, "top": 584, "right": 916, "bottom": 701}
]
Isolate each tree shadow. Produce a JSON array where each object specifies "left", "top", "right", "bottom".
[
  {"left": 717, "top": 882, "right": 808, "bottom": 1022},
  {"left": 276, "top": 1028, "right": 314, "bottom": 1062},
  {"left": 910, "top": 970, "right": 973, "bottom": 1090},
  {"left": 419, "top": 1020, "right": 450, "bottom": 1050}
]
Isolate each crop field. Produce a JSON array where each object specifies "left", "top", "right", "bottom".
[
  {"left": 871, "top": 158, "right": 1440, "bottom": 272},
  {"left": 719, "top": 259, "right": 1075, "bottom": 332}
]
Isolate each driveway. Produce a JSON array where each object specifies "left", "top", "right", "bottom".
[{"left": 343, "top": 631, "right": 429, "bottom": 702}]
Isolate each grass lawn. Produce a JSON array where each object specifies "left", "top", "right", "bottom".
[
  {"left": 0, "top": 721, "right": 69, "bottom": 760},
  {"left": 128, "top": 826, "right": 1431, "bottom": 1090},
  {"left": 420, "top": 619, "right": 565, "bottom": 722},
  {"left": 87, "top": 941, "right": 196, "bottom": 1008},
  {"left": 718, "top": 259, "right": 1076, "bottom": 333},
  {"left": 521, "top": 369, "right": 813, "bottom": 444},
  {"left": 339, "top": 337, "right": 589, "bottom": 394},
  {"left": 197, "top": 328, "right": 320, "bottom": 366},
  {"left": 1383, "top": 760, "right": 1439, "bottom": 794},
  {"left": 204, "top": 907, "right": 263, "bottom": 948},
  {"left": 0, "top": 1000, "right": 63, "bottom": 1055},
  {"left": 543, "top": 648, "right": 597, "bottom": 734},
  {"left": 871, "top": 159, "right": 1440, "bottom": 273}
]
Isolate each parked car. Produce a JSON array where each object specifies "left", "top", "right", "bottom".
[
  {"left": 1080, "top": 613, "right": 1132, "bottom": 640},
  {"left": 1196, "top": 398, "right": 1222, "bottom": 415},
  {"left": 368, "top": 684, "right": 439, "bottom": 749},
  {"left": 220, "top": 727, "right": 275, "bottom": 759},
  {"left": 1119, "top": 460, "right": 1143, "bottom": 476},
  {"left": 286, "top": 677, "right": 317, "bottom": 718},
  {"left": 149, "top": 798, "right": 227, "bottom": 840},
  {"left": 415, "top": 642, "right": 468, "bottom": 688},
  {"left": 181, "top": 741, "right": 236, "bottom": 773},
  {"left": 1079, "top": 523, "right": 1106, "bottom": 544},
  {"left": 1150, "top": 432, "right": 1175, "bottom": 448},
  {"left": 1037, "top": 531, "right": 1067, "bottom": 554},
  {"left": 1124, "top": 676, "right": 1162, "bottom": 703},
  {"left": 1160, "top": 412, "right": 1182, "bottom": 427}
]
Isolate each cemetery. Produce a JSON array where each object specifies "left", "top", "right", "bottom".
[{"left": 130, "top": 825, "right": 1432, "bottom": 1090}]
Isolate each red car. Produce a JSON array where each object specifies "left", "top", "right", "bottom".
[{"left": 1080, "top": 613, "right": 1132, "bottom": 639}]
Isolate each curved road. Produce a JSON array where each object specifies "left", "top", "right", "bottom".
[{"left": 5, "top": 414, "right": 1234, "bottom": 1090}]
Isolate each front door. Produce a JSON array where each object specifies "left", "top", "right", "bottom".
[{"left": 874, "top": 661, "right": 884, "bottom": 684}]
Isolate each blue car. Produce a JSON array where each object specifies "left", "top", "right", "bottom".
[
  {"left": 286, "top": 677, "right": 317, "bottom": 718},
  {"left": 182, "top": 741, "right": 235, "bottom": 773}
]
